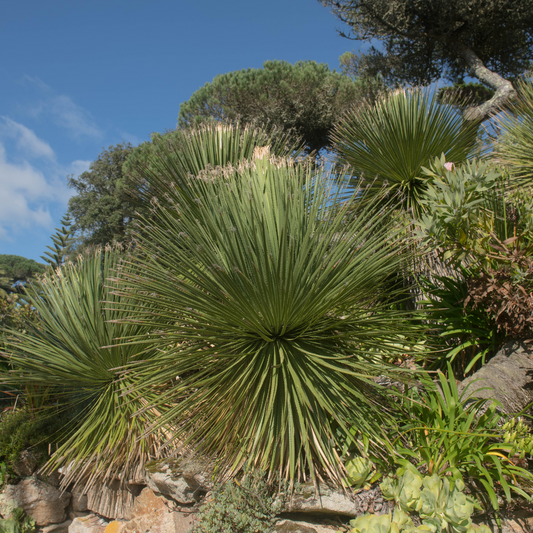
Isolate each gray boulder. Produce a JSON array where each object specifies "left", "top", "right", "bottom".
[
  {"left": 459, "top": 341, "right": 533, "bottom": 413},
  {"left": 0, "top": 478, "right": 70, "bottom": 526},
  {"left": 144, "top": 457, "right": 213, "bottom": 504},
  {"left": 285, "top": 483, "right": 392, "bottom": 517}
]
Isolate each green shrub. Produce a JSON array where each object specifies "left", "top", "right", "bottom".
[
  {"left": 0, "top": 409, "right": 67, "bottom": 473},
  {"left": 331, "top": 88, "right": 481, "bottom": 217},
  {"left": 420, "top": 274, "right": 501, "bottom": 378},
  {"left": 396, "top": 366, "right": 533, "bottom": 515},
  {"left": 350, "top": 466, "right": 492, "bottom": 533},
  {"left": 115, "top": 140, "right": 423, "bottom": 485},
  {"left": 192, "top": 471, "right": 281, "bottom": 533},
  {"left": 2, "top": 247, "right": 168, "bottom": 490},
  {"left": 0, "top": 507, "right": 35, "bottom": 533}
]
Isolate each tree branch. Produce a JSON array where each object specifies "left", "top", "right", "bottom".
[{"left": 452, "top": 41, "right": 516, "bottom": 121}]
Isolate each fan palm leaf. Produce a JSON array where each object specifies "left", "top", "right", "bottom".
[
  {"left": 2, "top": 246, "right": 169, "bottom": 490},
  {"left": 494, "top": 78, "right": 533, "bottom": 191},
  {"left": 331, "top": 88, "right": 482, "bottom": 216},
  {"left": 115, "top": 150, "right": 424, "bottom": 486}
]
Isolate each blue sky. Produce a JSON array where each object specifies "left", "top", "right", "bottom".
[{"left": 0, "top": 0, "right": 361, "bottom": 262}]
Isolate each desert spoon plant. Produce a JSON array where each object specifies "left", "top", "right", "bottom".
[
  {"left": 2, "top": 246, "right": 169, "bottom": 491},
  {"left": 115, "top": 139, "right": 424, "bottom": 487}
]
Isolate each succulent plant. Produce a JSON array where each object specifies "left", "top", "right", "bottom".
[
  {"left": 345, "top": 456, "right": 374, "bottom": 488},
  {"left": 350, "top": 512, "right": 398, "bottom": 533},
  {"left": 356, "top": 468, "right": 478, "bottom": 533},
  {"left": 503, "top": 417, "right": 533, "bottom": 459}
]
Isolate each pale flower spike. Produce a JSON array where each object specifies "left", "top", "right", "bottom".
[{"left": 444, "top": 162, "right": 455, "bottom": 171}]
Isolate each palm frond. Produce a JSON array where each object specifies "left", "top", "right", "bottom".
[{"left": 331, "top": 88, "right": 482, "bottom": 217}]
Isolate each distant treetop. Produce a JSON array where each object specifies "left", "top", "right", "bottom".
[
  {"left": 320, "top": 0, "right": 533, "bottom": 120},
  {"left": 178, "top": 60, "right": 386, "bottom": 154}
]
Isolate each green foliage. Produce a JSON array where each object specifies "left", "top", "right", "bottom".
[
  {"left": 67, "top": 142, "right": 139, "bottom": 248},
  {"left": 0, "top": 507, "right": 35, "bottom": 533},
  {"left": 124, "top": 122, "right": 302, "bottom": 212},
  {"left": 438, "top": 83, "right": 496, "bottom": 107},
  {"left": 502, "top": 417, "right": 533, "bottom": 459},
  {"left": 0, "top": 255, "right": 45, "bottom": 295},
  {"left": 2, "top": 246, "right": 169, "bottom": 490},
  {"left": 417, "top": 156, "right": 511, "bottom": 266},
  {"left": 0, "top": 294, "right": 39, "bottom": 333},
  {"left": 0, "top": 409, "right": 66, "bottom": 472},
  {"left": 418, "top": 155, "right": 533, "bottom": 344},
  {"left": 177, "top": 60, "right": 383, "bottom": 153},
  {"left": 496, "top": 79, "right": 533, "bottom": 191},
  {"left": 192, "top": 471, "right": 281, "bottom": 533},
  {"left": 115, "top": 136, "right": 423, "bottom": 486},
  {"left": 396, "top": 367, "right": 533, "bottom": 514},
  {"left": 354, "top": 467, "right": 491, "bottom": 533},
  {"left": 319, "top": 0, "right": 533, "bottom": 87},
  {"left": 420, "top": 274, "right": 500, "bottom": 378},
  {"left": 331, "top": 88, "right": 481, "bottom": 216},
  {"left": 344, "top": 456, "right": 375, "bottom": 488},
  {"left": 40, "top": 214, "right": 75, "bottom": 269}
]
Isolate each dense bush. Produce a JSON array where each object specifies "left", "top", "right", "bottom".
[{"left": 192, "top": 471, "right": 281, "bottom": 533}]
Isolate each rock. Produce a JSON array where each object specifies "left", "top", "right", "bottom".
[
  {"left": 103, "top": 521, "right": 125, "bottom": 533},
  {"left": 115, "top": 488, "right": 197, "bottom": 533},
  {"left": 68, "top": 514, "right": 109, "bottom": 533},
  {"left": 475, "top": 512, "right": 533, "bottom": 533},
  {"left": 0, "top": 478, "right": 70, "bottom": 526},
  {"left": 145, "top": 457, "right": 212, "bottom": 504},
  {"left": 285, "top": 483, "right": 390, "bottom": 517},
  {"left": 86, "top": 480, "right": 144, "bottom": 520},
  {"left": 459, "top": 341, "right": 533, "bottom": 414},
  {"left": 275, "top": 520, "right": 319, "bottom": 533},
  {"left": 12, "top": 449, "right": 40, "bottom": 477},
  {"left": 39, "top": 469, "right": 62, "bottom": 488},
  {"left": 69, "top": 511, "right": 91, "bottom": 520},
  {"left": 71, "top": 488, "right": 88, "bottom": 512},
  {"left": 275, "top": 519, "right": 337, "bottom": 533},
  {"left": 41, "top": 520, "right": 73, "bottom": 533}
]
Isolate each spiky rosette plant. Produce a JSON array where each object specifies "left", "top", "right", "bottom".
[
  {"left": 495, "top": 79, "right": 533, "bottom": 191},
  {"left": 331, "top": 88, "right": 482, "bottom": 217},
  {"left": 124, "top": 121, "right": 304, "bottom": 210},
  {"left": 115, "top": 147, "right": 423, "bottom": 486},
  {"left": 2, "top": 246, "right": 169, "bottom": 490}
]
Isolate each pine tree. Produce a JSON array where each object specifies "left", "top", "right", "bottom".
[{"left": 41, "top": 215, "right": 75, "bottom": 270}]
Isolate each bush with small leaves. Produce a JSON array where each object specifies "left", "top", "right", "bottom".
[{"left": 192, "top": 471, "right": 282, "bottom": 533}]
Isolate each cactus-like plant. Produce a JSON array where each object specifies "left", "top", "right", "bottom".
[{"left": 345, "top": 456, "right": 374, "bottom": 488}]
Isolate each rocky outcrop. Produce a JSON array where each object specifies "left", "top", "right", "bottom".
[
  {"left": 68, "top": 514, "right": 108, "bottom": 533},
  {"left": 0, "top": 478, "right": 70, "bottom": 526},
  {"left": 459, "top": 341, "right": 533, "bottom": 413},
  {"left": 86, "top": 480, "right": 144, "bottom": 520},
  {"left": 145, "top": 457, "right": 213, "bottom": 504},
  {"left": 111, "top": 488, "right": 197, "bottom": 533},
  {"left": 286, "top": 484, "right": 392, "bottom": 517}
]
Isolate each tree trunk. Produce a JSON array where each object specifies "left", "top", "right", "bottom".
[{"left": 452, "top": 41, "right": 516, "bottom": 121}]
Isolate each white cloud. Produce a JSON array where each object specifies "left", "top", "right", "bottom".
[
  {"left": 23, "top": 76, "right": 103, "bottom": 140},
  {"left": 0, "top": 117, "right": 55, "bottom": 160},
  {"left": 0, "top": 143, "right": 55, "bottom": 237},
  {"left": 0, "top": 121, "right": 85, "bottom": 241}
]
